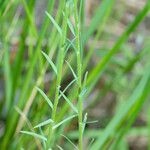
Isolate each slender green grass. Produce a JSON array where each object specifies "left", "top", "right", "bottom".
[
  {"left": 87, "top": 1, "right": 150, "bottom": 93},
  {"left": 1, "top": 0, "right": 55, "bottom": 148},
  {"left": 91, "top": 61, "right": 150, "bottom": 149},
  {"left": 74, "top": 0, "right": 83, "bottom": 149},
  {"left": 1, "top": 0, "right": 150, "bottom": 149},
  {"left": 45, "top": 4, "right": 68, "bottom": 148}
]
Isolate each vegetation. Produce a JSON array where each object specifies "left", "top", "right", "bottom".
[{"left": 0, "top": 0, "right": 150, "bottom": 149}]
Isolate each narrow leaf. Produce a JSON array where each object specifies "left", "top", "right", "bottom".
[
  {"left": 83, "top": 71, "right": 88, "bottom": 88},
  {"left": 45, "top": 11, "right": 62, "bottom": 35},
  {"left": 87, "top": 3, "right": 150, "bottom": 92},
  {"left": 59, "top": 90, "right": 78, "bottom": 113},
  {"left": 61, "top": 134, "right": 78, "bottom": 150},
  {"left": 79, "top": 88, "right": 87, "bottom": 98},
  {"left": 65, "top": 38, "right": 76, "bottom": 53},
  {"left": 65, "top": 60, "right": 77, "bottom": 79},
  {"left": 34, "top": 119, "right": 54, "bottom": 129},
  {"left": 87, "top": 138, "right": 95, "bottom": 150},
  {"left": 57, "top": 145, "right": 64, "bottom": 150},
  {"left": 20, "top": 131, "right": 47, "bottom": 141},
  {"left": 36, "top": 87, "right": 53, "bottom": 110},
  {"left": 42, "top": 51, "right": 57, "bottom": 75},
  {"left": 82, "top": 113, "right": 88, "bottom": 134},
  {"left": 53, "top": 115, "right": 77, "bottom": 129},
  {"left": 91, "top": 61, "right": 150, "bottom": 149},
  {"left": 67, "top": 19, "right": 75, "bottom": 36},
  {"left": 58, "top": 78, "right": 77, "bottom": 99}
]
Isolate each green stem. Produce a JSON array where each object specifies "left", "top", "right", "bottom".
[
  {"left": 74, "top": 0, "right": 83, "bottom": 149},
  {"left": 46, "top": 5, "right": 68, "bottom": 149}
]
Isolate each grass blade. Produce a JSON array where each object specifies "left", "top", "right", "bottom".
[
  {"left": 34, "top": 119, "right": 54, "bottom": 129},
  {"left": 20, "top": 131, "right": 47, "bottom": 141},
  {"left": 67, "top": 19, "right": 75, "bottom": 36},
  {"left": 82, "top": 113, "right": 87, "bottom": 134},
  {"left": 58, "top": 78, "right": 77, "bottom": 99},
  {"left": 65, "top": 60, "right": 77, "bottom": 79},
  {"left": 45, "top": 11, "right": 62, "bottom": 35},
  {"left": 61, "top": 134, "right": 78, "bottom": 150},
  {"left": 53, "top": 115, "right": 77, "bottom": 130},
  {"left": 87, "top": 3, "right": 150, "bottom": 91},
  {"left": 59, "top": 90, "right": 78, "bottom": 113},
  {"left": 91, "top": 62, "right": 150, "bottom": 149},
  {"left": 36, "top": 87, "right": 53, "bottom": 110},
  {"left": 42, "top": 51, "right": 57, "bottom": 75},
  {"left": 57, "top": 145, "right": 64, "bottom": 150}
]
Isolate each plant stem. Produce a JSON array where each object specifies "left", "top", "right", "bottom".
[
  {"left": 74, "top": 0, "right": 83, "bottom": 149},
  {"left": 46, "top": 5, "right": 68, "bottom": 149}
]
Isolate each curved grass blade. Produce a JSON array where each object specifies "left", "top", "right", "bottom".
[
  {"left": 91, "top": 61, "right": 150, "bottom": 149},
  {"left": 87, "top": 3, "right": 150, "bottom": 92},
  {"left": 53, "top": 115, "right": 77, "bottom": 130},
  {"left": 59, "top": 90, "right": 78, "bottom": 113},
  {"left": 65, "top": 60, "right": 77, "bottom": 79},
  {"left": 65, "top": 38, "right": 76, "bottom": 53},
  {"left": 67, "top": 19, "right": 75, "bottom": 36},
  {"left": 45, "top": 11, "right": 62, "bottom": 35},
  {"left": 61, "top": 134, "right": 78, "bottom": 150},
  {"left": 20, "top": 131, "right": 47, "bottom": 141},
  {"left": 58, "top": 78, "right": 77, "bottom": 99},
  {"left": 34, "top": 119, "right": 54, "bottom": 129},
  {"left": 42, "top": 51, "right": 57, "bottom": 75},
  {"left": 57, "top": 145, "right": 64, "bottom": 150},
  {"left": 82, "top": 113, "right": 87, "bottom": 134},
  {"left": 36, "top": 87, "right": 53, "bottom": 110}
]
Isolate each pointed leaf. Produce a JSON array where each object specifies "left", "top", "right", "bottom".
[
  {"left": 36, "top": 87, "right": 53, "bottom": 109},
  {"left": 20, "top": 131, "right": 47, "bottom": 141},
  {"left": 65, "top": 38, "right": 76, "bottom": 53},
  {"left": 59, "top": 90, "right": 78, "bottom": 113},
  {"left": 83, "top": 71, "right": 88, "bottom": 88},
  {"left": 45, "top": 11, "right": 62, "bottom": 35},
  {"left": 42, "top": 51, "right": 57, "bottom": 75},
  {"left": 57, "top": 145, "right": 64, "bottom": 150},
  {"left": 82, "top": 113, "right": 87, "bottom": 134},
  {"left": 86, "top": 120, "right": 99, "bottom": 124},
  {"left": 34, "top": 119, "right": 54, "bottom": 129},
  {"left": 67, "top": 19, "right": 75, "bottom": 36},
  {"left": 58, "top": 78, "right": 77, "bottom": 99},
  {"left": 79, "top": 88, "right": 87, "bottom": 98},
  {"left": 65, "top": 60, "right": 77, "bottom": 79},
  {"left": 61, "top": 134, "right": 78, "bottom": 150},
  {"left": 53, "top": 115, "right": 77, "bottom": 129}
]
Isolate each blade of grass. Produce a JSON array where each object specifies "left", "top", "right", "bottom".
[
  {"left": 46, "top": 4, "right": 69, "bottom": 148},
  {"left": 109, "top": 79, "right": 150, "bottom": 149},
  {"left": 34, "top": 119, "right": 54, "bottom": 129},
  {"left": 74, "top": 0, "right": 84, "bottom": 149},
  {"left": 1, "top": 0, "right": 55, "bottom": 148},
  {"left": 87, "top": 2, "right": 150, "bottom": 93},
  {"left": 3, "top": 46, "right": 12, "bottom": 111},
  {"left": 90, "top": 61, "right": 150, "bottom": 149},
  {"left": 42, "top": 51, "right": 58, "bottom": 75},
  {"left": 36, "top": 87, "right": 54, "bottom": 110},
  {"left": 20, "top": 131, "right": 47, "bottom": 142},
  {"left": 58, "top": 78, "right": 77, "bottom": 100},
  {"left": 45, "top": 11, "right": 62, "bottom": 36},
  {"left": 61, "top": 134, "right": 78, "bottom": 150},
  {"left": 59, "top": 90, "right": 78, "bottom": 113},
  {"left": 65, "top": 60, "right": 77, "bottom": 79},
  {"left": 57, "top": 145, "right": 64, "bottom": 150},
  {"left": 53, "top": 115, "right": 77, "bottom": 130}
]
